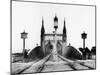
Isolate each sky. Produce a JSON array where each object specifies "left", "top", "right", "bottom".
[{"left": 12, "top": 1, "right": 95, "bottom": 53}]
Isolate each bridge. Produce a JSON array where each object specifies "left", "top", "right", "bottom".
[{"left": 12, "top": 53, "right": 95, "bottom": 74}]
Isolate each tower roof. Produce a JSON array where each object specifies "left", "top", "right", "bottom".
[
  {"left": 63, "top": 19, "right": 66, "bottom": 33},
  {"left": 41, "top": 18, "right": 45, "bottom": 34},
  {"left": 54, "top": 15, "right": 58, "bottom": 21}
]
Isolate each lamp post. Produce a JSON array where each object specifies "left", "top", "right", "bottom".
[
  {"left": 52, "top": 15, "right": 58, "bottom": 61},
  {"left": 81, "top": 32, "right": 87, "bottom": 59},
  {"left": 21, "top": 30, "right": 28, "bottom": 58}
]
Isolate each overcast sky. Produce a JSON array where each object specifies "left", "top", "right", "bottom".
[{"left": 12, "top": 1, "right": 95, "bottom": 53}]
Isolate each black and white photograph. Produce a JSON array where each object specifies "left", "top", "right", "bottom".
[{"left": 11, "top": 0, "right": 96, "bottom": 74}]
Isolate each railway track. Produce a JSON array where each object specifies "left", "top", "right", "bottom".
[{"left": 21, "top": 54, "right": 95, "bottom": 74}]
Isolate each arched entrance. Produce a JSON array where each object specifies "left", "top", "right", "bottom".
[
  {"left": 45, "top": 41, "right": 53, "bottom": 56},
  {"left": 57, "top": 40, "right": 62, "bottom": 55}
]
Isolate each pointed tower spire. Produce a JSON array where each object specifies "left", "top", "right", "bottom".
[
  {"left": 42, "top": 17, "right": 44, "bottom": 25},
  {"left": 63, "top": 18, "right": 67, "bottom": 42},
  {"left": 41, "top": 18, "right": 45, "bottom": 46},
  {"left": 63, "top": 19, "right": 66, "bottom": 33},
  {"left": 41, "top": 18, "right": 45, "bottom": 34}
]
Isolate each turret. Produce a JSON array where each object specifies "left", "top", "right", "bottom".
[
  {"left": 54, "top": 15, "right": 58, "bottom": 30},
  {"left": 63, "top": 19, "right": 67, "bottom": 42},
  {"left": 41, "top": 18, "right": 45, "bottom": 46}
]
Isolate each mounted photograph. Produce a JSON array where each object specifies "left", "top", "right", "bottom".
[{"left": 11, "top": 0, "right": 96, "bottom": 74}]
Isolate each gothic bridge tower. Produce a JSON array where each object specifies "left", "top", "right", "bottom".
[{"left": 40, "top": 17, "right": 67, "bottom": 56}]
